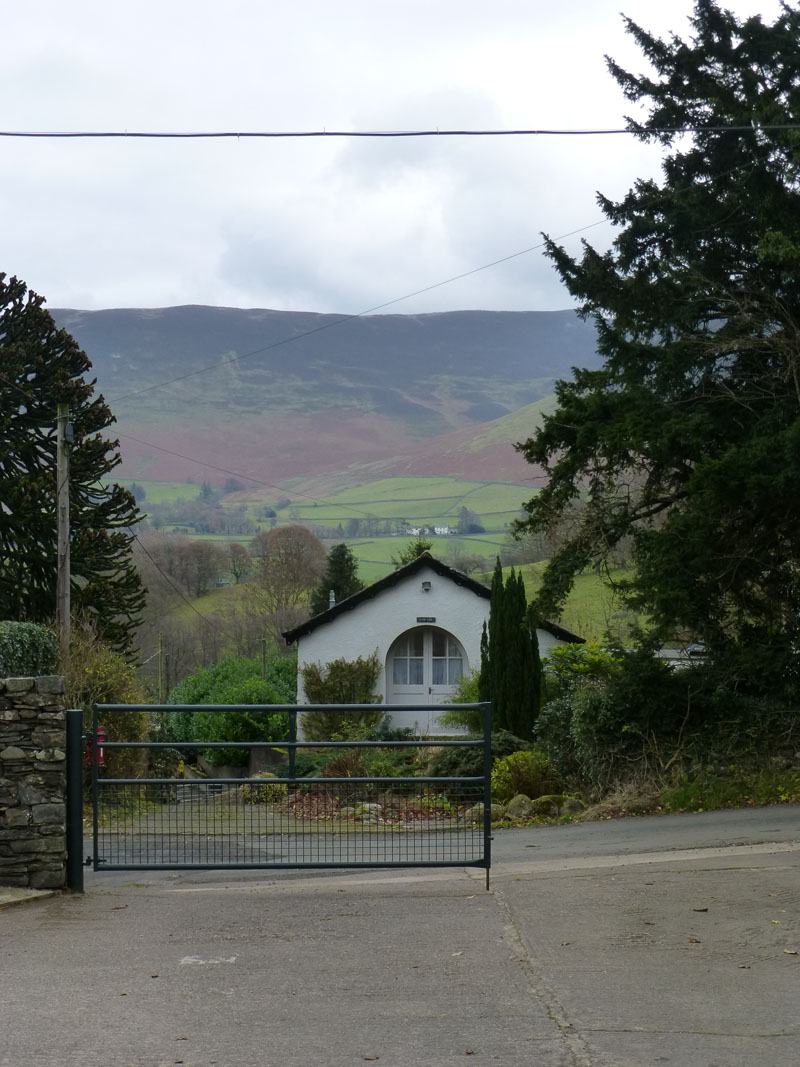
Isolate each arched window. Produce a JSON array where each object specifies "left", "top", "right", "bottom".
[{"left": 387, "top": 626, "right": 464, "bottom": 697}]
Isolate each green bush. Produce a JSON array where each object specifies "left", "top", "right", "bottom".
[
  {"left": 537, "top": 651, "right": 685, "bottom": 789},
  {"left": 236, "top": 771, "right": 288, "bottom": 804},
  {"left": 0, "top": 621, "right": 58, "bottom": 677},
  {"left": 437, "top": 670, "right": 484, "bottom": 733},
  {"left": 426, "top": 730, "right": 531, "bottom": 793},
  {"left": 361, "top": 746, "right": 417, "bottom": 780},
  {"left": 491, "top": 749, "right": 561, "bottom": 803},
  {"left": 63, "top": 620, "right": 149, "bottom": 780},
  {"left": 166, "top": 654, "right": 296, "bottom": 766},
  {"left": 536, "top": 647, "right": 800, "bottom": 792},
  {"left": 533, "top": 696, "right": 579, "bottom": 777},
  {"left": 300, "top": 652, "right": 383, "bottom": 741},
  {"left": 542, "top": 641, "right": 624, "bottom": 699}
]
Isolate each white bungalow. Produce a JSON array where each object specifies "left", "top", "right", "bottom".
[{"left": 283, "top": 553, "right": 583, "bottom": 735}]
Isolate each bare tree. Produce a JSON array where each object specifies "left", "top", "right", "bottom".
[
  {"left": 228, "top": 542, "right": 252, "bottom": 584},
  {"left": 246, "top": 525, "right": 326, "bottom": 648}
]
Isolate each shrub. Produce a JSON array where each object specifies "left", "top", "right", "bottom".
[
  {"left": 300, "top": 652, "right": 383, "bottom": 740},
  {"left": 0, "top": 621, "right": 58, "bottom": 677},
  {"left": 534, "top": 696, "right": 579, "bottom": 777},
  {"left": 491, "top": 749, "right": 562, "bottom": 803},
  {"left": 542, "top": 641, "right": 624, "bottom": 700},
  {"left": 426, "top": 729, "right": 531, "bottom": 793},
  {"left": 236, "top": 771, "right": 288, "bottom": 804},
  {"left": 166, "top": 654, "right": 295, "bottom": 766},
  {"left": 537, "top": 651, "right": 685, "bottom": 790},
  {"left": 536, "top": 646, "right": 800, "bottom": 793},
  {"left": 362, "top": 746, "right": 417, "bottom": 780},
  {"left": 316, "top": 752, "right": 369, "bottom": 801},
  {"left": 62, "top": 620, "right": 149, "bottom": 780},
  {"left": 437, "top": 670, "right": 484, "bottom": 733}
]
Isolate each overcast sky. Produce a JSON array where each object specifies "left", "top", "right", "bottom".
[{"left": 1, "top": 0, "right": 783, "bottom": 315}]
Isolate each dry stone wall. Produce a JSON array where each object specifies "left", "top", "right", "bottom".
[{"left": 0, "top": 676, "right": 67, "bottom": 889}]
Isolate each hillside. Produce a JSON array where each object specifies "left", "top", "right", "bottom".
[{"left": 51, "top": 305, "right": 598, "bottom": 486}]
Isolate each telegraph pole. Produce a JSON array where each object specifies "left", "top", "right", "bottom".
[
  {"left": 56, "top": 403, "right": 71, "bottom": 662},
  {"left": 157, "top": 632, "right": 165, "bottom": 702}
]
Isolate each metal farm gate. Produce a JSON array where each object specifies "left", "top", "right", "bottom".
[{"left": 81, "top": 702, "right": 492, "bottom": 887}]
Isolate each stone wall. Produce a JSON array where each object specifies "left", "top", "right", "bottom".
[{"left": 0, "top": 676, "right": 67, "bottom": 889}]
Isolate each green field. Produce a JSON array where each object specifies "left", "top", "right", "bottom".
[
  {"left": 130, "top": 473, "right": 641, "bottom": 643},
  {"left": 242, "top": 476, "right": 535, "bottom": 530},
  {"left": 350, "top": 532, "right": 510, "bottom": 583},
  {"left": 517, "top": 563, "right": 642, "bottom": 642}
]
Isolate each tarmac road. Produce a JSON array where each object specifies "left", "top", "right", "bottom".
[{"left": 1, "top": 806, "right": 799, "bottom": 1067}]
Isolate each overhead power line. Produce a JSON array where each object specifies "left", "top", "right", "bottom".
[
  {"left": 132, "top": 532, "right": 234, "bottom": 637},
  {"left": 114, "top": 431, "right": 385, "bottom": 517},
  {"left": 98, "top": 158, "right": 759, "bottom": 502},
  {"left": 108, "top": 219, "right": 607, "bottom": 406},
  {"left": 2, "top": 125, "right": 800, "bottom": 140}
]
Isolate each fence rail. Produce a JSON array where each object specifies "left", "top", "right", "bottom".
[{"left": 87, "top": 703, "right": 492, "bottom": 885}]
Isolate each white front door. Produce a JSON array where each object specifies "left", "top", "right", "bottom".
[{"left": 385, "top": 626, "right": 466, "bottom": 734}]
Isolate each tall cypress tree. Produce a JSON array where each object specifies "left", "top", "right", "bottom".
[
  {"left": 487, "top": 558, "right": 507, "bottom": 728},
  {"left": 482, "top": 559, "right": 542, "bottom": 739}
]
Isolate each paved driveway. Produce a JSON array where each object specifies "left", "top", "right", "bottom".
[{"left": 2, "top": 807, "right": 799, "bottom": 1067}]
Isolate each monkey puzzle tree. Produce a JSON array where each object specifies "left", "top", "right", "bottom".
[{"left": 0, "top": 273, "right": 144, "bottom": 652}]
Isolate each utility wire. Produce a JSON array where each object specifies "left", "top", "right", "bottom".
[
  {"left": 132, "top": 531, "right": 234, "bottom": 636},
  {"left": 0, "top": 371, "right": 37, "bottom": 405},
  {"left": 107, "top": 152, "right": 761, "bottom": 409},
  {"left": 103, "top": 155, "right": 759, "bottom": 507},
  {"left": 115, "top": 431, "right": 388, "bottom": 518},
  {"left": 4, "top": 154, "right": 763, "bottom": 520},
  {"left": 3, "top": 124, "right": 800, "bottom": 139},
  {"left": 108, "top": 219, "right": 606, "bottom": 406}
]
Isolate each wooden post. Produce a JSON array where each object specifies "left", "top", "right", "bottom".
[
  {"left": 157, "top": 631, "right": 165, "bottom": 702},
  {"left": 56, "top": 403, "right": 71, "bottom": 662}
]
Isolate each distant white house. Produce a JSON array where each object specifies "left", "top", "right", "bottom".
[
  {"left": 433, "top": 525, "right": 451, "bottom": 536},
  {"left": 283, "top": 553, "right": 583, "bottom": 735}
]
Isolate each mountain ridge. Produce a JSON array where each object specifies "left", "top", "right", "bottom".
[{"left": 50, "top": 305, "right": 598, "bottom": 486}]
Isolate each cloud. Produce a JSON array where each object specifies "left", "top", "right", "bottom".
[{"left": 0, "top": 0, "right": 786, "bottom": 312}]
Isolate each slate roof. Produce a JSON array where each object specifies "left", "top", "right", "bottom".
[{"left": 282, "top": 552, "right": 584, "bottom": 645}]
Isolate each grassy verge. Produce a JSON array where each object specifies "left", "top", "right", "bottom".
[{"left": 659, "top": 768, "right": 800, "bottom": 812}]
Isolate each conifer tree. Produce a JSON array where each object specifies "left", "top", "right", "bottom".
[
  {"left": 515, "top": 1, "right": 800, "bottom": 685},
  {"left": 0, "top": 274, "right": 144, "bottom": 652},
  {"left": 481, "top": 559, "right": 542, "bottom": 738},
  {"left": 309, "top": 542, "right": 364, "bottom": 616},
  {"left": 478, "top": 620, "right": 490, "bottom": 704}
]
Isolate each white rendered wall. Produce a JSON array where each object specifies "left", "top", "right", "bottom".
[
  {"left": 535, "top": 628, "right": 567, "bottom": 657},
  {"left": 295, "top": 564, "right": 488, "bottom": 707},
  {"left": 293, "top": 563, "right": 574, "bottom": 734}
]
